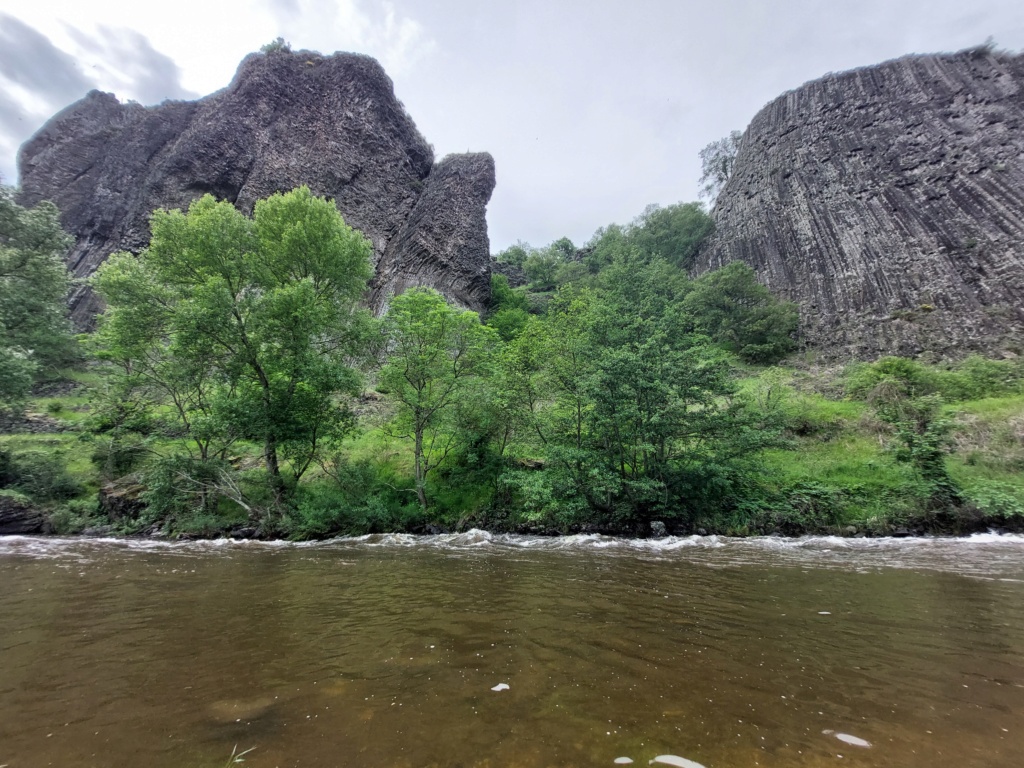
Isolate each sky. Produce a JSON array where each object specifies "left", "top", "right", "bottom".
[{"left": 2, "top": 1, "right": 1023, "bottom": 251}]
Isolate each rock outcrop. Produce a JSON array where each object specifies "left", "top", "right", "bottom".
[
  {"left": 17, "top": 50, "right": 495, "bottom": 324},
  {"left": 696, "top": 48, "right": 1024, "bottom": 358},
  {"left": 0, "top": 495, "right": 45, "bottom": 535}
]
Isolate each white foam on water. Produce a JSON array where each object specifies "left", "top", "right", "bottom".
[
  {"left": 649, "top": 756, "right": 706, "bottom": 768},
  {"left": 614, "top": 758, "right": 634, "bottom": 765},
  {"left": 5, "top": 531, "right": 1024, "bottom": 578},
  {"left": 490, "top": 683, "right": 509, "bottom": 692},
  {"left": 834, "top": 733, "right": 871, "bottom": 747}
]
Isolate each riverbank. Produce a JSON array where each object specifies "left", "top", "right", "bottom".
[{"left": 3, "top": 359, "right": 1024, "bottom": 541}]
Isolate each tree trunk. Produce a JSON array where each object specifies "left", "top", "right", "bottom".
[
  {"left": 414, "top": 428, "right": 428, "bottom": 512},
  {"left": 264, "top": 435, "right": 285, "bottom": 509}
]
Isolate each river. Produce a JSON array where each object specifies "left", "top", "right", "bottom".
[{"left": 1, "top": 532, "right": 1023, "bottom": 767}]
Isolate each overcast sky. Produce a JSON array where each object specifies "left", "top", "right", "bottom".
[{"left": 2, "top": 1, "right": 1023, "bottom": 250}]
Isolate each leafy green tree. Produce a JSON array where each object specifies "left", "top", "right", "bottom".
[
  {"left": 581, "top": 257, "right": 765, "bottom": 524},
  {"left": 489, "top": 273, "right": 529, "bottom": 313},
  {"left": 379, "top": 288, "right": 498, "bottom": 512},
  {"left": 94, "top": 187, "right": 374, "bottom": 509},
  {"left": 549, "top": 237, "right": 576, "bottom": 260},
  {"left": 682, "top": 262, "right": 798, "bottom": 363},
  {"left": 487, "top": 273, "right": 531, "bottom": 341},
  {"left": 494, "top": 241, "right": 532, "bottom": 268},
  {"left": 870, "top": 387, "right": 961, "bottom": 506},
  {"left": 523, "top": 246, "right": 564, "bottom": 291},
  {"left": 504, "top": 257, "right": 772, "bottom": 528},
  {"left": 0, "top": 184, "right": 73, "bottom": 408},
  {"left": 699, "top": 130, "right": 742, "bottom": 202},
  {"left": 630, "top": 202, "right": 715, "bottom": 269},
  {"left": 583, "top": 223, "right": 632, "bottom": 274}
]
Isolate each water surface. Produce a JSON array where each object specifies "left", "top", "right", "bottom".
[{"left": 2, "top": 532, "right": 1023, "bottom": 767}]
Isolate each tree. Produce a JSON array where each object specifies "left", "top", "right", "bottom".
[
  {"left": 870, "top": 388, "right": 961, "bottom": 507},
  {"left": 523, "top": 246, "right": 563, "bottom": 291},
  {"left": 629, "top": 202, "right": 715, "bottom": 269},
  {"left": 93, "top": 187, "right": 374, "bottom": 510},
  {"left": 698, "top": 130, "right": 742, "bottom": 203},
  {"left": 494, "top": 241, "right": 532, "bottom": 268},
  {"left": 379, "top": 288, "right": 498, "bottom": 512},
  {"left": 0, "top": 184, "right": 73, "bottom": 409},
  {"left": 502, "top": 257, "right": 772, "bottom": 529},
  {"left": 682, "top": 262, "right": 798, "bottom": 364}
]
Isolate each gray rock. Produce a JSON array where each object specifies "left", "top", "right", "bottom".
[
  {"left": 98, "top": 479, "right": 146, "bottom": 522},
  {"left": 0, "top": 495, "right": 45, "bottom": 535},
  {"left": 650, "top": 520, "right": 668, "bottom": 537},
  {"left": 696, "top": 48, "right": 1024, "bottom": 358},
  {"left": 17, "top": 49, "right": 494, "bottom": 325}
]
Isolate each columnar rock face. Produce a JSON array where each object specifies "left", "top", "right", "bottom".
[
  {"left": 373, "top": 152, "right": 496, "bottom": 310},
  {"left": 17, "top": 50, "right": 495, "bottom": 324},
  {"left": 695, "top": 49, "right": 1024, "bottom": 359}
]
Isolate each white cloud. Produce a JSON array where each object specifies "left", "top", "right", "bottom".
[{"left": 265, "top": 0, "right": 436, "bottom": 76}]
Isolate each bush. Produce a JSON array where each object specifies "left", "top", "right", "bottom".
[
  {"left": 90, "top": 436, "right": 147, "bottom": 479},
  {"left": 682, "top": 262, "right": 799, "bottom": 364},
  {"left": 0, "top": 448, "right": 17, "bottom": 487},
  {"left": 7, "top": 450, "right": 83, "bottom": 501},
  {"left": 49, "top": 497, "right": 99, "bottom": 534},
  {"left": 285, "top": 457, "right": 421, "bottom": 538},
  {"left": 963, "top": 481, "right": 1024, "bottom": 521},
  {"left": 845, "top": 355, "right": 1023, "bottom": 402}
]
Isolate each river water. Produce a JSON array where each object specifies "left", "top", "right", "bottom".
[{"left": 1, "top": 533, "right": 1023, "bottom": 768}]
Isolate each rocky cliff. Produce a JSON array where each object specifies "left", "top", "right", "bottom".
[
  {"left": 695, "top": 48, "right": 1024, "bottom": 358},
  {"left": 17, "top": 50, "right": 495, "bottom": 324}
]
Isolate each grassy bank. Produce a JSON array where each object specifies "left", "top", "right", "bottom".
[{"left": 3, "top": 357, "right": 1023, "bottom": 540}]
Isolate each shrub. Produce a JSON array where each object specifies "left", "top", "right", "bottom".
[
  {"left": 49, "top": 497, "right": 99, "bottom": 534},
  {"left": 90, "top": 436, "right": 148, "bottom": 479},
  {"left": 963, "top": 481, "right": 1024, "bottom": 520},
  {"left": 8, "top": 450, "right": 83, "bottom": 501},
  {"left": 845, "top": 355, "right": 1023, "bottom": 402}
]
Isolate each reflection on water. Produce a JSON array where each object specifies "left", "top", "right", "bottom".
[{"left": 1, "top": 533, "right": 1023, "bottom": 767}]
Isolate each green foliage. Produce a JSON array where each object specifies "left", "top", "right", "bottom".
[
  {"left": 379, "top": 288, "right": 498, "bottom": 512},
  {"left": 489, "top": 273, "right": 529, "bottom": 313},
  {"left": 500, "top": 255, "right": 777, "bottom": 529},
  {"left": 522, "top": 246, "right": 564, "bottom": 291},
  {"left": 583, "top": 204, "right": 714, "bottom": 274},
  {"left": 682, "top": 262, "right": 799, "bottom": 363},
  {"left": 48, "top": 498, "right": 99, "bottom": 535},
  {"left": 494, "top": 241, "right": 531, "bottom": 268},
  {"left": 963, "top": 480, "right": 1024, "bottom": 520},
  {"left": 89, "top": 435, "right": 148, "bottom": 480},
  {"left": 0, "top": 185, "right": 74, "bottom": 407},
  {"left": 0, "top": 447, "right": 18, "bottom": 487},
  {"left": 845, "top": 355, "right": 1024, "bottom": 402},
  {"left": 698, "top": 130, "right": 742, "bottom": 202},
  {"left": 871, "top": 389, "right": 961, "bottom": 506},
  {"left": 93, "top": 187, "right": 374, "bottom": 510},
  {"left": 584, "top": 224, "right": 631, "bottom": 273},
  {"left": 2, "top": 449, "right": 83, "bottom": 501},
  {"left": 487, "top": 273, "right": 531, "bottom": 340},
  {"left": 260, "top": 37, "right": 291, "bottom": 53},
  {"left": 285, "top": 458, "right": 421, "bottom": 538},
  {"left": 487, "top": 307, "right": 531, "bottom": 342},
  {"left": 629, "top": 202, "right": 715, "bottom": 269}
]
